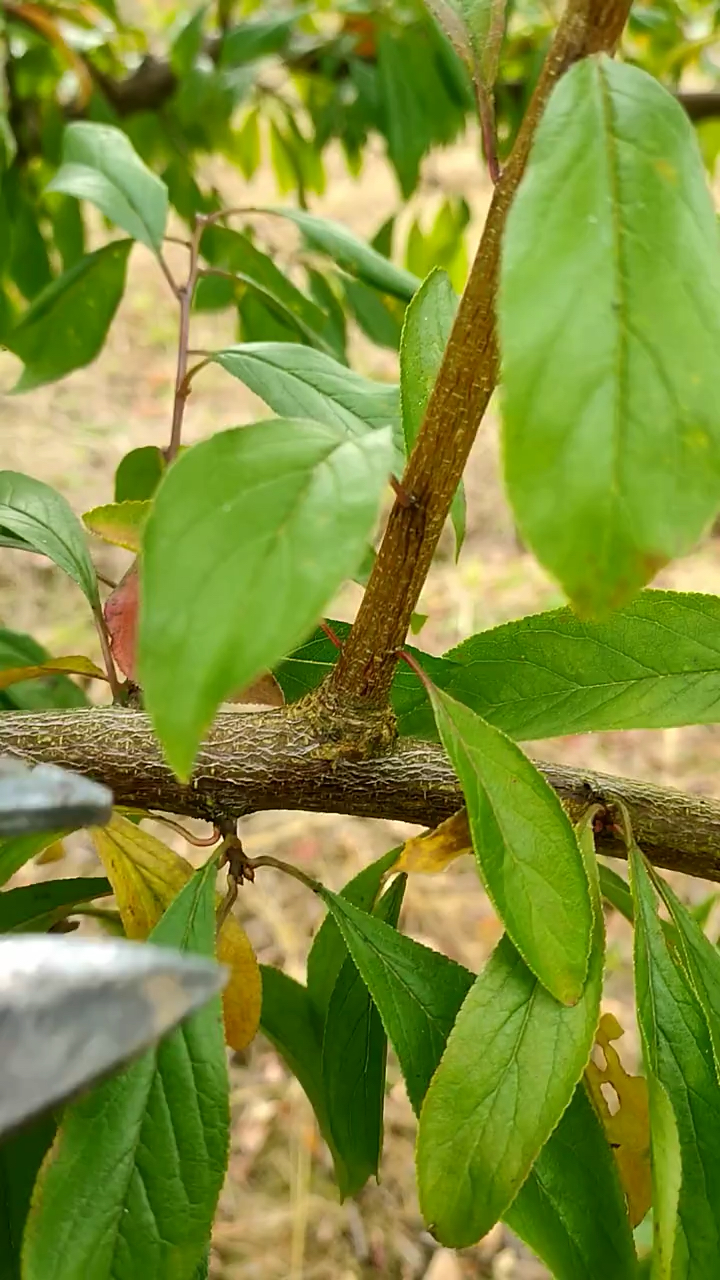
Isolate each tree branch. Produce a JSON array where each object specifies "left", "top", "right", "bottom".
[
  {"left": 2, "top": 708, "right": 720, "bottom": 883},
  {"left": 328, "top": 0, "right": 633, "bottom": 709}
]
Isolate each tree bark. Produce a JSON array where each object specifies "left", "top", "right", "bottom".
[{"left": 2, "top": 708, "right": 720, "bottom": 883}]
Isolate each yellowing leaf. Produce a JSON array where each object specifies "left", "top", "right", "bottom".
[
  {"left": 0, "top": 655, "right": 107, "bottom": 691},
  {"left": 35, "top": 838, "right": 67, "bottom": 866},
  {"left": 394, "top": 809, "right": 472, "bottom": 875},
  {"left": 83, "top": 500, "right": 151, "bottom": 552},
  {"left": 585, "top": 1011, "right": 652, "bottom": 1227},
  {"left": 91, "top": 813, "right": 261, "bottom": 1050}
]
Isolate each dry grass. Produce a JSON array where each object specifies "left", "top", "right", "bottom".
[{"left": 4, "top": 101, "right": 720, "bottom": 1278}]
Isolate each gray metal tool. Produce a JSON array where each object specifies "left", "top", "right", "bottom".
[
  {"left": 0, "top": 756, "right": 226, "bottom": 1137},
  {"left": 0, "top": 935, "right": 226, "bottom": 1135}
]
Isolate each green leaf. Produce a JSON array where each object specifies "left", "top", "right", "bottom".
[
  {"left": 259, "top": 965, "right": 336, "bottom": 1145},
  {"left": 438, "top": 591, "right": 720, "bottom": 741},
  {"left": 22, "top": 857, "right": 229, "bottom": 1280},
  {"left": 0, "top": 628, "right": 87, "bottom": 712},
  {"left": 0, "top": 832, "right": 68, "bottom": 888},
  {"left": 47, "top": 122, "right": 168, "bottom": 253},
  {"left": 263, "top": 208, "right": 420, "bottom": 302},
  {"left": 0, "top": 473, "right": 99, "bottom": 610},
  {"left": 321, "top": 876, "right": 405, "bottom": 1196},
  {"left": 500, "top": 56, "right": 720, "bottom": 616},
  {"left": 307, "top": 846, "right": 401, "bottom": 1027},
  {"left": 7, "top": 241, "right": 131, "bottom": 392},
  {"left": 505, "top": 1084, "right": 638, "bottom": 1280},
  {"left": 400, "top": 268, "right": 456, "bottom": 452},
  {"left": 139, "top": 420, "right": 391, "bottom": 777},
  {"left": 417, "top": 907, "right": 603, "bottom": 1247},
  {"left": 318, "top": 889, "right": 474, "bottom": 1114},
  {"left": 0, "top": 876, "right": 112, "bottom": 933},
  {"left": 599, "top": 864, "right": 635, "bottom": 925},
  {"left": 423, "top": 0, "right": 506, "bottom": 89},
  {"left": 220, "top": 14, "right": 297, "bottom": 66},
  {"left": 211, "top": 343, "right": 400, "bottom": 439},
  {"left": 399, "top": 267, "right": 464, "bottom": 552},
  {"left": 429, "top": 686, "right": 592, "bottom": 1003},
  {"left": 114, "top": 446, "right": 165, "bottom": 503},
  {"left": 342, "top": 279, "right": 404, "bottom": 350},
  {"left": 170, "top": 5, "right": 207, "bottom": 76},
  {"left": 652, "top": 873, "right": 720, "bottom": 1081},
  {"left": 0, "top": 1116, "right": 56, "bottom": 1280},
  {"left": 630, "top": 844, "right": 720, "bottom": 1277},
  {"left": 377, "top": 30, "right": 430, "bottom": 198},
  {"left": 200, "top": 226, "right": 331, "bottom": 349}
]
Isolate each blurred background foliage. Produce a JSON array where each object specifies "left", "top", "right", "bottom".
[{"left": 0, "top": 0, "right": 718, "bottom": 353}]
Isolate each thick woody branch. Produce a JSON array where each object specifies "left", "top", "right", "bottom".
[
  {"left": 2, "top": 708, "right": 720, "bottom": 883},
  {"left": 328, "top": 0, "right": 633, "bottom": 709}
]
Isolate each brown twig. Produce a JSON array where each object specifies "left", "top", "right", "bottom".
[
  {"left": 327, "top": 0, "right": 633, "bottom": 710},
  {"left": 166, "top": 215, "right": 206, "bottom": 462},
  {"left": 92, "top": 609, "right": 121, "bottom": 701},
  {"left": 4, "top": 707, "right": 720, "bottom": 883}
]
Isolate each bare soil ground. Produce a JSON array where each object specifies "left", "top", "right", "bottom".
[{"left": 3, "top": 97, "right": 720, "bottom": 1280}]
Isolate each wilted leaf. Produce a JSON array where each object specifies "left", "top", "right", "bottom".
[
  {"left": 0, "top": 472, "right": 99, "bottom": 610},
  {"left": 394, "top": 810, "right": 471, "bottom": 875},
  {"left": 48, "top": 122, "right": 168, "bottom": 253},
  {"left": 0, "top": 656, "right": 106, "bottom": 692},
  {"left": 83, "top": 500, "right": 150, "bottom": 552},
  {"left": 7, "top": 241, "right": 131, "bottom": 392},
  {"left": 585, "top": 1012, "right": 652, "bottom": 1226},
  {"left": 91, "top": 814, "right": 261, "bottom": 1050},
  {"left": 230, "top": 672, "right": 284, "bottom": 707}
]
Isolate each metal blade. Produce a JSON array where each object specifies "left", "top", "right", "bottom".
[
  {"left": 0, "top": 758, "right": 113, "bottom": 837},
  {"left": 0, "top": 934, "right": 227, "bottom": 1137}
]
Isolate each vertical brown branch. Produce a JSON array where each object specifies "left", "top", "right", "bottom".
[{"left": 328, "top": 0, "right": 632, "bottom": 710}]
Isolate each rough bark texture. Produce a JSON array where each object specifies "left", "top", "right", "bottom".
[
  {"left": 328, "top": 0, "right": 634, "bottom": 708},
  {"left": 2, "top": 708, "right": 720, "bottom": 883}
]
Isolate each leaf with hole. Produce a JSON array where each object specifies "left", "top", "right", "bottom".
[
  {"left": 91, "top": 814, "right": 261, "bottom": 1051},
  {"left": 0, "top": 473, "right": 99, "bottom": 610},
  {"left": 584, "top": 1012, "right": 652, "bottom": 1226},
  {"left": 500, "top": 57, "right": 720, "bottom": 615},
  {"left": 47, "top": 122, "right": 168, "bottom": 253},
  {"left": 428, "top": 685, "right": 592, "bottom": 1002},
  {"left": 630, "top": 844, "right": 720, "bottom": 1276},
  {"left": 7, "top": 240, "right": 131, "bottom": 391},
  {"left": 139, "top": 419, "right": 391, "bottom": 778},
  {"left": 22, "top": 857, "right": 229, "bottom": 1280}
]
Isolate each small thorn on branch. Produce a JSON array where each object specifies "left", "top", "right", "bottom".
[{"left": 389, "top": 474, "right": 418, "bottom": 509}]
